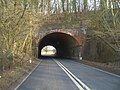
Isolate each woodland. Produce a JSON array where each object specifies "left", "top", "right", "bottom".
[{"left": 0, "top": 0, "right": 120, "bottom": 83}]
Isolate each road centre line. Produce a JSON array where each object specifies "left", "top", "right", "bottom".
[
  {"left": 54, "top": 60, "right": 84, "bottom": 90},
  {"left": 58, "top": 61, "right": 91, "bottom": 90},
  {"left": 54, "top": 60, "right": 91, "bottom": 90}
]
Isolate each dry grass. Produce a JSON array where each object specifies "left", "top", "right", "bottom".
[{"left": 0, "top": 59, "right": 39, "bottom": 90}]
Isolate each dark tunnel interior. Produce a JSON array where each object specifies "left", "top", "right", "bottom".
[{"left": 38, "top": 32, "right": 79, "bottom": 59}]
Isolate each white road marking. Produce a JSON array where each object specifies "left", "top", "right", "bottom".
[
  {"left": 72, "top": 61, "right": 120, "bottom": 78},
  {"left": 54, "top": 60, "right": 91, "bottom": 90},
  {"left": 85, "top": 64, "right": 120, "bottom": 78},
  {"left": 14, "top": 60, "right": 42, "bottom": 90}
]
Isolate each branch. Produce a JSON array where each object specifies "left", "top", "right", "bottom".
[
  {"left": 16, "top": 4, "right": 27, "bottom": 25},
  {"left": 94, "top": 34, "right": 117, "bottom": 52}
]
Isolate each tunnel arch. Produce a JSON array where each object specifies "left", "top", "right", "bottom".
[{"left": 38, "top": 32, "right": 80, "bottom": 59}]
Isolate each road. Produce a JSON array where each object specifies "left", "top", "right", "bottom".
[{"left": 15, "top": 59, "right": 120, "bottom": 90}]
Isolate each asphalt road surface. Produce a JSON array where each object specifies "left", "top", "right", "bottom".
[{"left": 16, "top": 59, "right": 120, "bottom": 90}]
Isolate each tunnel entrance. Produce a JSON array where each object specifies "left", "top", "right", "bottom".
[{"left": 38, "top": 32, "right": 79, "bottom": 59}]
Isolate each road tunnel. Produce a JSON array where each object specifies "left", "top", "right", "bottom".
[{"left": 38, "top": 32, "right": 80, "bottom": 59}]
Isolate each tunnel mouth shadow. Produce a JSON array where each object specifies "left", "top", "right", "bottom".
[{"left": 38, "top": 32, "right": 80, "bottom": 60}]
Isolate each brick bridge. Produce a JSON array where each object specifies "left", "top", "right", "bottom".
[
  {"left": 37, "top": 27, "right": 88, "bottom": 59},
  {"left": 31, "top": 13, "right": 119, "bottom": 62}
]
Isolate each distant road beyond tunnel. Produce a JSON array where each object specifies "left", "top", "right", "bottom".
[{"left": 38, "top": 32, "right": 80, "bottom": 59}]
